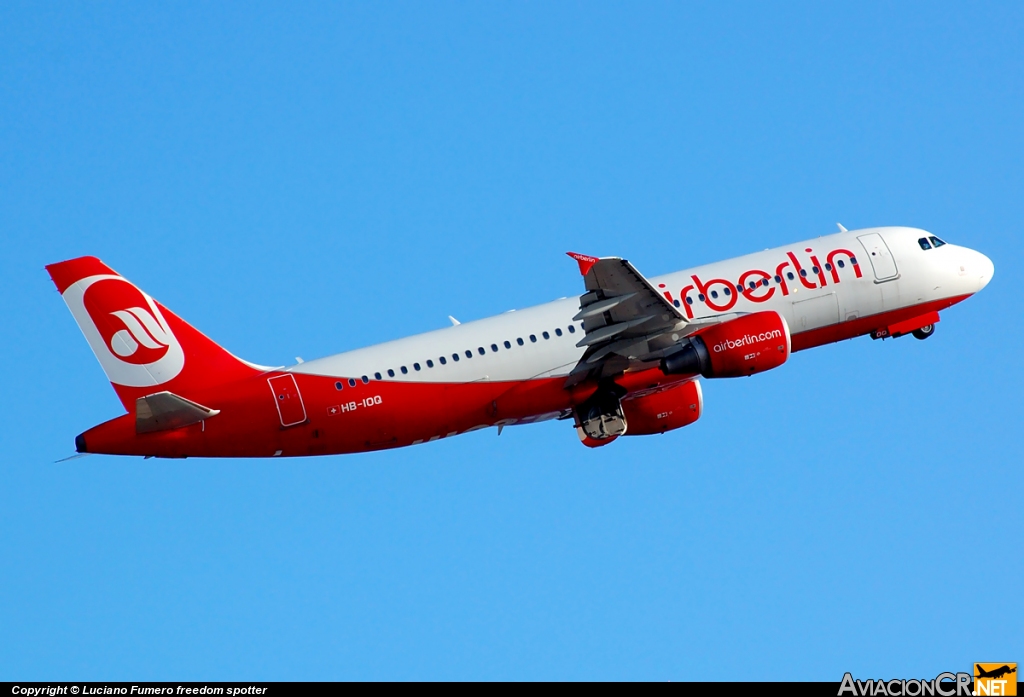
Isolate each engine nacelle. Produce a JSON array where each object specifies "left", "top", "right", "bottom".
[
  {"left": 622, "top": 380, "right": 703, "bottom": 436},
  {"left": 661, "top": 311, "right": 790, "bottom": 378}
]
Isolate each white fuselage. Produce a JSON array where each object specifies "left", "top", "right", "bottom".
[{"left": 293, "top": 227, "right": 993, "bottom": 385}]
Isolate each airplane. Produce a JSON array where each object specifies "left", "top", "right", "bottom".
[
  {"left": 47, "top": 225, "right": 993, "bottom": 458},
  {"left": 975, "top": 665, "right": 1016, "bottom": 680}
]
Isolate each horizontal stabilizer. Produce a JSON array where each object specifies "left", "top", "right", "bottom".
[{"left": 136, "top": 391, "right": 220, "bottom": 434}]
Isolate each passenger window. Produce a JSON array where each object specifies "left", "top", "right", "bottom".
[
  {"left": 555, "top": 328, "right": 563, "bottom": 336},
  {"left": 724, "top": 288, "right": 731, "bottom": 296},
  {"left": 543, "top": 331, "right": 550, "bottom": 339},
  {"left": 529, "top": 334, "right": 537, "bottom": 343},
  {"left": 504, "top": 340, "right": 511, "bottom": 348},
  {"left": 465, "top": 350, "right": 472, "bottom": 358},
  {"left": 811, "top": 266, "right": 819, "bottom": 274},
  {"left": 749, "top": 281, "right": 757, "bottom": 289},
  {"left": 439, "top": 357, "right": 446, "bottom": 365},
  {"left": 414, "top": 363, "right": 421, "bottom": 371},
  {"left": 799, "top": 269, "right": 807, "bottom": 277},
  {"left": 761, "top": 279, "right": 769, "bottom": 287},
  {"left": 850, "top": 256, "right": 858, "bottom": 264},
  {"left": 837, "top": 260, "right": 845, "bottom": 268},
  {"left": 491, "top": 344, "right": 498, "bottom": 352},
  {"left": 710, "top": 290, "right": 718, "bottom": 299},
  {"left": 774, "top": 275, "right": 782, "bottom": 283},
  {"left": 685, "top": 297, "right": 693, "bottom": 305},
  {"left": 517, "top": 338, "right": 524, "bottom": 346},
  {"left": 698, "top": 294, "right": 706, "bottom": 302},
  {"left": 930, "top": 236, "right": 946, "bottom": 248},
  {"left": 374, "top": 372, "right": 382, "bottom": 380},
  {"left": 335, "top": 381, "right": 343, "bottom": 390},
  {"left": 787, "top": 272, "right": 795, "bottom": 280},
  {"left": 361, "top": 375, "right": 369, "bottom": 384},
  {"left": 825, "top": 263, "right": 832, "bottom": 271},
  {"left": 452, "top": 354, "right": 459, "bottom": 362},
  {"left": 348, "top": 378, "right": 357, "bottom": 387},
  {"left": 401, "top": 366, "right": 408, "bottom": 374},
  {"left": 478, "top": 347, "right": 485, "bottom": 355},
  {"left": 426, "top": 360, "right": 433, "bottom": 368},
  {"left": 568, "top": 325, "right": 576, "bottom": 333},
  {"left": 673, "top": 299, "right": 681, "bottom": 307},
  {"left": 388, "top": 369, "right": 395, "bottom": 377}
]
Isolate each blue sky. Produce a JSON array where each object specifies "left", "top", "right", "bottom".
[{"left": 1, "top": 1, "right": 1021, "bottom": 680}]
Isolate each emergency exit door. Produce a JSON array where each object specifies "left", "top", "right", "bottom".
[
  {"left": 857, "top": 233, "right": 899, "bottom": 281},
  {"left": 268, "top": 374, "right": 307, "bottom": 427}
]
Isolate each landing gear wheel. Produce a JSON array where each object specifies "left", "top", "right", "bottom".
[
  {"left": 912, "top": 324, "right": 935, "bottom": 340},
  {"left": 574, "top": 382, "right": 628, "bottom": 442}
]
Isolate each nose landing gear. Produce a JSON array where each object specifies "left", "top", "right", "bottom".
[
  {"left": 912, "top": 324, "right": 935, "bottom": 340},
  {"left": 870, "top": 311, "right": 941, "bottom": 342}
]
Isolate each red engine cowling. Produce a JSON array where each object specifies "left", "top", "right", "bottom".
[
  {"left": 661, "top": 311, "right": 791, "bottom": 379},
  {"left": 622, "top": 380, "right": 703, "bottom": 436}
]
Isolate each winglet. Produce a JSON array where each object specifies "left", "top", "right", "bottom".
[
  {"left": 837, "top": 223, "right": 848, "bottom": 233},
  {"left": 566, "top": 252, "right": 600, "bottom": 276}
]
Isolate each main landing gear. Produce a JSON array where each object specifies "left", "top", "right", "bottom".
[{"left": 574, "top": 383, "right": 627, "bottom": 446}]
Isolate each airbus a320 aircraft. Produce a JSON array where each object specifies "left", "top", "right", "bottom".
[{"left": 49, "top": 226, "right": 992, "bottom": 458}]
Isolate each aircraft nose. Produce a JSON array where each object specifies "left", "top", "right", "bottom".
[
  {"left": 962, "top": 248, "right": 994, "bottom": 291},
  {"left": 975, "top": 250, "right": 994, "bottom": 289}
]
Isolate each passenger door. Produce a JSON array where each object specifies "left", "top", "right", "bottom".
[
  {"left": 268, "top": 374, "right": 307, "bottom": 427},
  {"left": 857, "top": 233, "right": 899, "bottom": 281}
]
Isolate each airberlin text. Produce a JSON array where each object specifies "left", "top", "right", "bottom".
[
  {"left": 838, "top": 672, "right": 973, "bottom": 697},
  {"left": 712, "top": 329, "right": 783, "bottom": 353},
  {"left": 658, "top": 246, "right": 864, "bottom": 319}
]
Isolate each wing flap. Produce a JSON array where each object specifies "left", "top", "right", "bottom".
[
  {"left": 575, "top": 315, "right": 657, "bottom": 347},
  {"left": 572, "top": 293, "right": 637, "bottom": 321}
]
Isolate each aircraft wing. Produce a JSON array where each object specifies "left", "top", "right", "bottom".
[{"left": 565, "top": 252, "right": 697, "bottom": 385}]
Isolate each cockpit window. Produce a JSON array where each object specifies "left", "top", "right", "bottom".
[
  {"left": 929, "top": 236, "right": 946, "bottom": 248},
  {"left": 918, "top": 237, "right": 932, "bottom": 250}
]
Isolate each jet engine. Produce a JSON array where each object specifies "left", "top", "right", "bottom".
[
  {"left": 661, "top": 311, "right": 790, "bottom": 378},
  {"left": 621, "top": 380, "right": 703, "bottom": 436}
]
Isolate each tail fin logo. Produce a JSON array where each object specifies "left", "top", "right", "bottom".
[
  {"left": 83, "top": 279, "right": 173, "bottom": 365},
  {"left": 64, "top": 274, "right": 185, "bottom": 387},
  {"left": 107, "top": 308, "right": 172, "bottom": 359}
]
